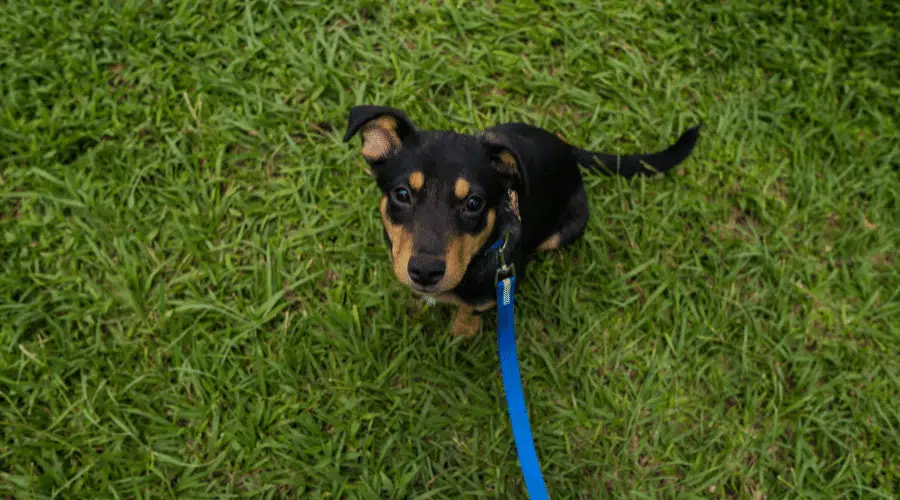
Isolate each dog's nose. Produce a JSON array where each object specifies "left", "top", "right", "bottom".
[{"left": 408, "top": 256, "right": 446, "bottom": 287}]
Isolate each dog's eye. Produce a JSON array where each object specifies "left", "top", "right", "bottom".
[
  {"left": 464, "top": 195, "right": 485, "bottom": 213},
  {"left": 391, "top": 186, "right": 411, "bottom": 205}
]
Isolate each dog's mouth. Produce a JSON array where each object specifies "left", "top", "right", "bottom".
[
  {"left": 407, "top": 281, "right": 452, "bottom": 296},
  {"left": 409, "top": 283, "right": 436, "bottom": 293},
  {"left": 405, "top": 269, "right": 471, "bottom": 296},
  {"left": 410, "top": 287, "right": 438, "bottom": 299}
]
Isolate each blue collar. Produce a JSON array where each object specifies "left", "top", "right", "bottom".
[{"left": 488, "top": 238, "right": 504, "bottom": 252}]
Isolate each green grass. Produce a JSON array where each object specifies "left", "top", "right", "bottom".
[{"left": 1, "top": 0, "right": 898, "bottom": 497}]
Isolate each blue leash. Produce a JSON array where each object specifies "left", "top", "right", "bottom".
[{"left": 492, "top": 235, "right": 549, "bottom": 499}]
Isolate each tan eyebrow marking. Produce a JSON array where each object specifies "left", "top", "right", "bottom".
[
  {"left": 454, "top": 178, "right": 470, "bottom": 199},
  {"left": 409, "top": 171, "right": 425, "bottom": 190}
]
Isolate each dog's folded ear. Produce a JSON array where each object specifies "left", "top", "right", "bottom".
[
  {"left": 343, "top": 105, "right": 417, "bottom": 164},
  {"left": 481, "top": 133, "right": 522, "bottom": 182}
]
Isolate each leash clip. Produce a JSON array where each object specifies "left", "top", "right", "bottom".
[{"left": 494, "top": 229, "right": 515, "bottom": 283}]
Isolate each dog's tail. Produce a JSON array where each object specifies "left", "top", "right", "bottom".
[{"left": 573, "top": 124, "right": 701, "bottom": 178}]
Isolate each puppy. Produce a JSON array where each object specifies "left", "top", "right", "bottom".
[{"left": 343, "top": 105, "right": 700, "bottom": 336}]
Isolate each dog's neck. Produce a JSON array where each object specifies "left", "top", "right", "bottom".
[{"left": 482, "top": 188, "right": 523, "bottom": 260}]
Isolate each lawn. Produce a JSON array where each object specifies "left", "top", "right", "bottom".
[{"left": 2, "top": 1, "right": 898, "bottom": 498}]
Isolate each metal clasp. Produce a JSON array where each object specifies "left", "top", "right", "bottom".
[{"left": 494, "top": 229, "right": 515, "bottom": 283}]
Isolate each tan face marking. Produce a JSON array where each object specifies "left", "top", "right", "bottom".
[
  {"left": 454, "top": 178, "right": 470, "bottom": 199},
  {"left": 380, "top": 196, "right": 413, "bottom": 285},
  {"left": 360, "top": 116, "right": 400, "bottom": 161},
  {"left": 409, "top": 171, "right": 424, "bottom": 191},
  {"left": 537, "top": 233, "right": 561, "bottom": 251},
  {"left": 442, "top": 209, "right": 496, "bottom": 290}
]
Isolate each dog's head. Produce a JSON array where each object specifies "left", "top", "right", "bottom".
[{"left": 344, "top": 105, "right": 520, "bottom": 294}]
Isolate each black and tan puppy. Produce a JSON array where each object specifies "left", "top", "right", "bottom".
[{"left": 344, "top": 105, "right": 700, "bottom": 336}]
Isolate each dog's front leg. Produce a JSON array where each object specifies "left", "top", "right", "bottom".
[{"left": 451, "top": 305, "right": 482, "bottom": 337}]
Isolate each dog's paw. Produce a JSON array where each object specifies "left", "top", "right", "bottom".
[{"left": 451, "top": 309, "right": 482, "bottom": 337}]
